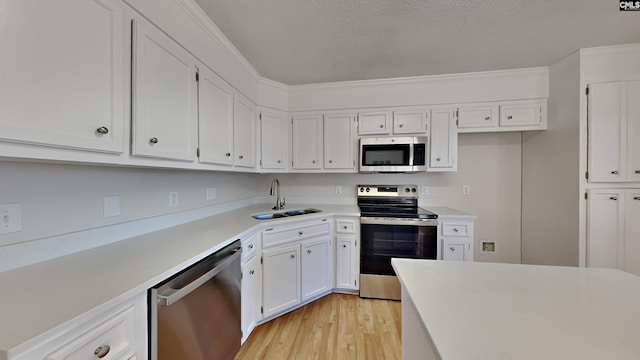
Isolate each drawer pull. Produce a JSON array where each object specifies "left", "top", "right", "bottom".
[
  {"left": 225, "top": 152, "right": 231, "bottom": 157},
  {"left": 96, "top": 126, "right": 109, "bottom": 135},
  {"left": 610, "top": 196, "right": 618, "bottom": 201},
  {"left": 343, "top": 226, "right": 348, "bottom": 229},
  {"left": 277, "top": 160, "right": 281, "bottom": 163},
  {"left": 453, "top": 228, "right": 459, "bottom": 232},
  {"left": 633, "top": 197, "right": 640, "bottom": 201},
  {"left": 248, "top": 244, "right": 254, "bottom": 249},
  {"left": 399, "top": 123, "right": 404, "bottom": 128},
  {"left": 507, "top": 115, "right": 513, "bottom": 120},
  {"left": 307, "top": 249, "right": 312, "bottom": 254},
  {"left": 149, "top": 137, "right": 158, "bottom": 144},
  {"left": 94, "top": 345, "right": 111, "bottom": 358},
  {"left": 343, "top": 244, "right": 347, "bottom": 248},
  {"left": 290, "top": 254, "right": 295, "bottom": 259},
  {"left": 239, "top": 155, "right": 244, "bottom": 159},
  {"left": 485, "top": 117, "right": 490, "bottom": 121},
  {"left": 379, "top": 124, "right": 384, "bottom": 128},
  {"left": 449, "top": 247, "right": 456, "bottom": 252},
  {"left": 436, "top": 157, "right": 441, "bottom": 161},
  {"left": 611, "top": 170, "right": 619, "bottom": 174},
  {"left": 298, "top": 231, "right": 303, "bottom": 236}
]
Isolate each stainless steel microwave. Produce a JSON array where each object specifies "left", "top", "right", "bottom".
[{"left": 359, "top": 137, "right": 427, "bottom": 173}]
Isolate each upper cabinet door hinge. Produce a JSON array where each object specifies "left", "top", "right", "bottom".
[
  {"left": 586, "top": 87, "right": 589, "bottom": 96},
  {"left": 585, "top": 171, "right": 589, "bottom": 180},
  {"left": 585, "top": 192, "right": 588, "bottom": 200},
  {"left": 196, "top": 148, "right": 200, "bottom": 157},
  {"left": 195, "top": 71, "right": 199, "bottom": 82},
  {"left": 259, "top": 112, "right": 262, "bottom": 120},
  {"left": 260, "top": 159, "right": 262, "bottom": 166}
]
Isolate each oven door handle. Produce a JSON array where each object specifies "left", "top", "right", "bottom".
[{"left": 360, "top": 217, "right": 439, "bottom": 226}]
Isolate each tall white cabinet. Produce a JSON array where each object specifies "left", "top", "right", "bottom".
[{"left": 198, "top": 66, "right": 235, "bottom": 165}]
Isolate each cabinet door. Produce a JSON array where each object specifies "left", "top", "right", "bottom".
[
  {"left": 588, "top": 83, "right": 624, "bottom": 182},
  {"left": 336, "top": 236, "right": 357, "bottom": 290},
  {"left": 393, "top": 109, "right": 429, "bottom": 134},
  {"left": 0, "top": 0, "right": 124, "bottom": 153},
  {"left": 358, "top": 111, "right": 391, "bottom": 135},
  {"left": 499, "top": 100, "right": 542, "bottom": 127},
  {"left": 627, "top": 82, "right": 640, "bottom": 182},
  {"left": 198, "top": 66, "right": 234, "bottom": 165},
  {"left": 132, "top": 19, "right": 198, "bottom": 161},
  {"left": 260, "top": 110, "right": 287, "bottom": 169},
  {"left": 241, "top": 255, "right": 262, "bottom": 343},
  {"left": 233, "top": 93, "right": 256, "bottom": 168},
  {"left": 587, "top": 189, "right": 624, "bottom": 269},
  {"left": 458, "top": 104, "right": 499, "bottom": 129},
  {"left": 301, "top": 237, "right": 331, "bottom": 300},
  {"left": 428, "top": 108, "right": 457, "bottom": 171},
  {"left": 624, "top": 190, "right": 640, "bottom": 276},
  {"left": 324, "top": 113, "right": 355, "bottom": 169},
  {"left": 442, "top": 240, "right": 468, "bottom": 261},
  {"left": 292, "top": 114, "right": 322, "bottom": 169},
  {"left": 262, "top": 244, "right": 301, "bottom": 318}
]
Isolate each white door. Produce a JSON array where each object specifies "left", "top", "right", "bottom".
[
  {"left": 627, "top": 82, "right": 640, "bottom": 182},
  {"left": 324, "top": 113, "right": 355, "bottom": 169},
  {"left": 132, "top": 18, "right": 198, "bottom": 161},
  {"left": 393, "top": 109, "right": 429, "bottom": 134},
  {"left": 262, "top": 244, "right": 301, "bottom": 318},
  {"left": 197, "top": 66, "right": 234, "bottom": 165},
  {"left": 624, "top": 190, "right": 640, "bottom": 276},
  {"left": 336, "top": 236, "right": 357, "bottom": 290},
  {"left": 301, "top": 237, "right": 330, "bottom": 301},
  {"left": 358, "top": 111, "right": 391, "bottom": 135},
  {"left": 233, "top": 93, "right": 256, "bottom": 168},
  {"left": 0, "top": 0, "right": 125, "bottom": 153},
  {"left": 588, "top": 82, "right": 624, "bottom": 182},
  {"left": 428, "top": 108, "right": 457, "bottom": 171},
  {"left": 241, "top": 255, "right": 262, "bottom": 343},
  {"left": 292, "top": 114, "right": 322, "bottom": 169},
  {"left": 587, "top": 189, "right": 624, "bottom": 269},
  {"left": 442, "top": 240, "right": 467, "bottom": 261},
  {"left": 260, "top": 110, "right": 287, "bottom": 169}
]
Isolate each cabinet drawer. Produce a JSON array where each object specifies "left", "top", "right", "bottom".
[
  {"left": 45, "top": 306, "right": 136, "bottom": 360},
  {"left": 241, "top": 234, "right": 258, "bottom": 263},
  {"left": 442, "top": 223, "right": 469, "bottom": 236},
  {"left": 263, "top": 222, "right": 330, "bottom": 248},
  {"left": 335, "top": 219, "right": 356, "bottom": 234}
]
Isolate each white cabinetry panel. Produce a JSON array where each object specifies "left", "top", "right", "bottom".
[
  {"left": 233, "top": 93, "right": 256, "bottom": 168},
  {"left": 588, "top": 82, "right": 625, "bottom": 182},
  {"left": 262, "top": 244, "right": 301, "bottom": 318},
  {"left": 625, "top": 191, "right": 640, "bottom": 276},
  {"left": 587, "top": 189, "right": 624, "bottom": 269},
  {"left": 301, "top": 237, "right": 331, "bottom": 300},
  {"left": 499, "top": 100, "right": 542, "bottom": 127},
  {"left": 131, "top": 18, "right": 198, "bottom": 161},
  {"left": 0, "top": 0, "right": 125, "bottom": 153},
  {"left": 198, "top": 66, "right": 234, "bottom": 165},
  {"left": 292, "top": 114, "right": 322, "bottom": 169},
  {"left": 241, "top": 255, "right": 262, "bottom": 343},
  {"left": 458, "top": 104, "right": 499, "bottom": 129},
  {"left": 428, "top": 108, "right": 457, "bottom": 171},
  {"left": 393, "top": 109, "right": 429, "bottom": 134},
  {"left": 358, "top": 111, "right": 391, "bottom": 135},
  {"left": 324, "top": 113, "right": 355, "bottom": 169},
  {"left": 627, "top": 82, "right": 640, "bottom": 182},
  {"left": 260, "top": 110, "right": 288, "bottom": 170}
]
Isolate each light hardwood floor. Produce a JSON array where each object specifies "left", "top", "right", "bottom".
[{"left": 235, "top": 293, "right": 402, "bottom": 360}]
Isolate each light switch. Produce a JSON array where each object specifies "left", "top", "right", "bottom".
[{"left": 0, "top": 203, "right": 22, "bottom": 234}]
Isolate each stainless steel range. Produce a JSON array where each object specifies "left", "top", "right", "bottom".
[{"left": 358, "top": 185, "right": 438, "bottom": 300}]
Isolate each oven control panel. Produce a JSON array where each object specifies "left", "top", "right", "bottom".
[{"left": 357, "top": 185, "right": 418, "bottom": 197}]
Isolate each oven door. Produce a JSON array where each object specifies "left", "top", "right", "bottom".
[{"left": 360, "top": 218, "right": 438, "bottom": 276}]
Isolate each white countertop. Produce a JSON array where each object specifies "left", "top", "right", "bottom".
[
  {"left": 425, "top": 206, "right": 475, "bottom": 218},
  {"left": 392, "top": 259, "right": 640, "bottom": 360},
  {"left": 0, "top": 203, "right": 359, "bottom": 356}
]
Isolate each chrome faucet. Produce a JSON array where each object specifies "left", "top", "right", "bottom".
[{"left": 269, "top": 178, "right": 285, "bottom": 210}]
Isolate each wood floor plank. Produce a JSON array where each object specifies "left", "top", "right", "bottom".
[{"left": 236, "top": 293, "right": 401, "bottom": 360}]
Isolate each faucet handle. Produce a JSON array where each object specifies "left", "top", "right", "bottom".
[{"left": 280, "top": 197, "right": 286, "bottom": 208}]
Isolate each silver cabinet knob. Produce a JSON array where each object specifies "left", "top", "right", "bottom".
[
  {"left": 633, "top": 197, "right": 640, "bottom": 201},
  {"left": 507, "top": 115, "right": 513, "bottom": 119},
  {"left": 249, "top": 269, "right": 255, "bottom": 275},
  {"left": 485, "top": 117, "right": 490, "bottom": 121},
  {"left": 329, "top": 160, "right": 333, "bottom": 163},
  {"left": 611, "top": 170, "right": 619, "bottom": 174},
  {"left": 225, "top": 152, "right": 231, "bottom": 157},
  {"left": 399, "top": 123, "right": 404, "bottom": 128},
  {"left": 277, "top": 160, "right": 281, "bottom": 163},
  {"left": 248, "top": 244, "right": 254, "bottom": 249},
  {"left": 343, "top": 244, "right": 347, "bottom": 248},
  {"left": 343, "top": 226, "right": 348, "bottom": 229},
  {"left": 239, "top": 155, "right": 244, "bottom": 159},
  {"left": 449, "top": 247, "right": 455, "bottom": 252},
  {"left": 149, "top": 137, "right": 158, "bottom": 144},
  {"left": 307, "top": 249, "right": 312, "bottom": 254},
  {"left": 610, "top": 196, "right": 618, "bottom": 200},
  {"left": 96, "top": 126, "right": 109, "bottom": 135},
  {"left": 436, "top": 157, "right": 441, "bottom": 161},
  {"left": 379, "top": 124, "right": 384, "bottom": 128},
  {"left": 635, "top": 170, "right": 640, "bottom": 174},
  {"left": 453, "top": 228, "right": 459, "bottom": 232},
  {"left": 312, "top": 160, "right": 316, "bottom": 164},
  {"left": 94, "top": 345, "right": 111, "bottom": 358},
  {"left": 298, "top": 231, "right": 303, "bottom": 236},
  {"left": 290, "top": 254, "right": 295, "bottom": 259}
]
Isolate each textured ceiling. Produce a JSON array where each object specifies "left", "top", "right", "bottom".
[{"left": 194, "top": 0, "right": 640, "bottom": 85}]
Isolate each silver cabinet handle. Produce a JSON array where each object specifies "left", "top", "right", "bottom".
[
  {"left": 290, "top": 254, "right": 295, "bottom": 259},
  {"left": 307, "top": 249, "right": 312, "bottom": 254},
  {"left": 249, "top": 269, "right": 255, "bottom": 275},
  {"left": 225, "top": 152, "right": 231, "bottom": 157},
  {"left": 298, "top": 231, "right": 303, "bottom": 236},
  {"left": 453, "top": 228, "right": 459, "bottom": 232},
  {"left": 399, "top": 123, "right": 404, "bottom": 128},
  {"left": 239, "top": 155, "right": 244, "bottom": 159},
  {"left": 94, "top": 345, "right": 111, "bottom": 358},
  {"left": 248, "top": 244, "right": 254, "bottom": 249},
  {"left": 96, "top": 126, "right": 109, "bottom": 135},
  {"left": 611, "top": 170, "right": 619, "bottom": 174},
  {"left": 449, "top": 247, "right": 455, "bottom": 252},
  {"left": 149, "top": 137, "right": 158, "bottom": 144},
  {"left": 343, "top": 244, "right": 347, "bottom": 248},
  {"left": 507, "top": 115, "right": 513, "bottom": 119},
  {"left": 610, "top": 196, "right": 618, "bottom": 200}
]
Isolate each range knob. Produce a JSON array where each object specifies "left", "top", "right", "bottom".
[
  {"left": 366, "top": 187, "right": 370, "bottom": 192},
  {"left": 360, "top": 187, "right": 364, "bottom": 192},
  {"left": 411, "top": 188, "right": 417, "bottom": 193},
  {"left": 405, "top": 188, "right": 411, "bottom": 193}
]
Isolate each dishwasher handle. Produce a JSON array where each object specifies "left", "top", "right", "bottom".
[{"left": 157, "top": 247, "right": 241, "bottom": 306}]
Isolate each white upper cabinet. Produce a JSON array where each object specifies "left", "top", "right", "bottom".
[
  {"left": 499, "top": 100, "right": 543, "bottom": 127},
  {"left": 260, "top": 109, "right": 288, "bottom": 170},
  {"left": 393, "top": 109, "right": 429, "bottom": 134},
  {"left": 292, "top": 114, "right": 323, "bottom": 169},
  {"left": 0, "top": 0, "right": 125, "bottom": 153},
  {"left": 197, "top": 66, "right": 234, "bottom": 166},
  {"left": 233, "top": 93, "right": 257, "bottom": 168},
  {"left": 324, "top": 113, "right": 356, "bottom": 169},
  {"left": 131, "top": 18, "right": 198, "bottom": 162},
  {"left": 458, "top": 104, "right": 499, "bottom": 130},
  {"left": 588, "top": 81, "right": 640, "bottom": 182},
  {"left": 458, "top": 99, "right": 546, "bottom": 133},
  {"left": 357, "top": 111, "right": 392, "bottom": 135},
  {"left": 428, "top": 108, "right": 458, "bottom": 171}
]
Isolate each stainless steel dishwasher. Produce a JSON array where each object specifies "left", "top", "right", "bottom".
[{"left": 149, "top": 240, "right": 242, "bottom": 360}]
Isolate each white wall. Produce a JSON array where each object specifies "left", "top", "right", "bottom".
[
  {"left": 258, "top": 133, "right": 523, "bottom": 264},
  {"left": 521, "top": 52, "right": 581, "bottom": 266},
  {"left": 0, "top": 161, "right": 258, "bottom": 248}
]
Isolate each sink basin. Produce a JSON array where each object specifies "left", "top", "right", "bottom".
[{"left": 251, "top": 208, "right": 322, "bottom": 220}]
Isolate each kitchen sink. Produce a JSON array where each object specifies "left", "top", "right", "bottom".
[{"left": 251, "top": 208, "right": 322, "bottom": 220}]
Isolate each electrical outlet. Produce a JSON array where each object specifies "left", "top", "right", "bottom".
[
  {"left": 206, "top": 188, "right": 217, "bottom": 200},
  {"left": 103, "top": 196, "right": 121, "bottom": 218},
  {"left": 462, "top": 185, "right": 471, "bottom": 195},
  {"left": 169, "top": 192, "right": 179, "bottom": 207},
  {"left": 335, "top": 186, "right": 342, "bottom": 195},
  {"left": 0, "top": 203, "right": 22, "bottom": 234},
  {"left": 482, "top": 241, "right": 495, "bottom": 252},
  {"left": 421, "top": 186, "right": 429, "bottom": 196}
]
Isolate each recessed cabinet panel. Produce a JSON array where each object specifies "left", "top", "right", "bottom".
[
  {"left": 0, "top": 0, "right": 124, "bottom": 153},
  {"left": 442, "top": 241, "right": 466, "bottom": 261},
  {"left": 428, "top": 108, "right": 457, "bottom": 171},
  {"left": 301, "top": 238, "right": 331, "bottom": 300},
  {"left": 336, "top": 236, "right": 358, "bottom": 290},
  {"left": 627, "top": 82, "right": 640, "bottom": 182},
  {"left": 292, "top": 115, "right": 322, "bottom": 169},
  {"left": 233, "top": 93, "right": 256, "bottom": 168},
  {"left": 132, "top": 19, "right": 198, "bottom": 161},
  {"left": 198, "top": 66, "right": 234, "bottom": 165},
  {"left": 588, "top": 82, "right": 624, "bottom": 182},
  {"left": 260, "top": 110, "right": 287, "bottom": 169},
  {"left": 241, "top": 255, "right": 262, "bottom": 343},
  {"left": 587, "top": 189, "right": 624, "bottom": 269},
  {"left": 324, "top": 113, "right": 355, "bottom": 169},
  {"left": 262, "top": 244, "right": 301, "bottom": 318},
  {"left": 458, "top": 104, "right": 499, "bottom": 129},
  {"left": 499, "top": 101, "right": 542, "bottom": 127},
  {"left": 625, "top": 191, "right": 640, "bottom": 276},
  {"left": 358, "top": 111, "right": 391, "bottom": 135},
  {"left": 393, "top": 109, "right": 429, "bottom": 134}
]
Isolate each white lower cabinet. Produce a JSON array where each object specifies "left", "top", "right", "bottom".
[
  {"left": 241, "top": 254, "right": 262, "bottom": 343},
  {"left": 587, "top": 188, "right": 640, "bottom": 275},
  {"left": 13, "top": 293, "right": 147, "bottom": 360},
  {"left": 439, "top": 218, "right": 474, "bottom": 261},
  {"left": 334, "top": 217, "right": 360, "bottom": 291},
  {"left": 261, "top": 218, "right": 332, "bottom": 319}
]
